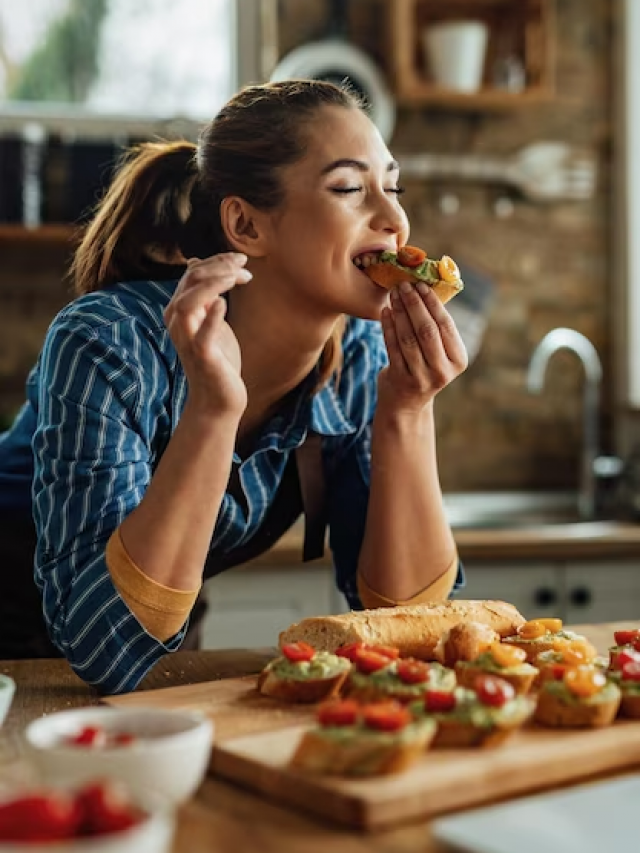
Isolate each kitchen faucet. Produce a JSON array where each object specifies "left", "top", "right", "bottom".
[{"left": 527, "top": 328, "right": 602, "bottom": 520}]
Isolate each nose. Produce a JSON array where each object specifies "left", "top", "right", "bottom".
[{"left": 370, "top": 191, "right": 409, "bottom": 241}]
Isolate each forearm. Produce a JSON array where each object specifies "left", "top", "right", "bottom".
[
  {"left": 357, "top": 401, "right": 456, "bottom": 601},
  {"left": 119, "top": 401, "right": 240, "bottom": 590}
]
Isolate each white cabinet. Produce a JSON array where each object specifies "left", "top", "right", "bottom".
[
  {"left": 200, "top": 564, "right": 349, "bottom": 650},
  {"left": 461, "top": 560, "right": 640, "bottom": 624},
  {"left": 459, "top": 562, "right": 563, "bottom": 621}
]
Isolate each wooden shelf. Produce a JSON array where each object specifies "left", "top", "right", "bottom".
[
  {"left": 0, "top": 224, "right": 80, "bottom": 242},
  {"left": 386, "top": 0, "right": 556, "bottom": 110}
]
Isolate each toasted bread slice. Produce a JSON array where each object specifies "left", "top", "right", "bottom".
[
  {"left": 619, "top": 691, "right": 640, "bottom": 719},
  {"left": 365, "top": 263, "right": 462, "bottom": 303},
  {"left": 290, "top": 719, "right": 436, "bottom": 777},
  {"left": 534, "top": 685, "right": 621, "bottom": 728},
  {"left": 257, "top": 666, "right": 348, "bottom": 704}
]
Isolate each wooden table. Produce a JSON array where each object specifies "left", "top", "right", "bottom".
[{"left": 0, "top": 623, "right": 636, "bottom": 852}]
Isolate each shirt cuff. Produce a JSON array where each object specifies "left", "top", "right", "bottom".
[
  {"left": 106, "top": 528, "right": 201, "bottom": 642},
  {"left": 356, "top": 552, "right": 460, "bottom": 609}
]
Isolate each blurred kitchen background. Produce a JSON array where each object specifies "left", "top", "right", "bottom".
[{"left": 3, "top": 0, "right": 640, "bottom": 640}]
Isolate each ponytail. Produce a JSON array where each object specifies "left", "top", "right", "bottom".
[{"left": 71, "top": 141, "right": 222, "bottom": 295}]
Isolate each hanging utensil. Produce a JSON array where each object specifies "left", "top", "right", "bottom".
[{"left": 398, "top": 141, "right": 597, "bottom": 203}]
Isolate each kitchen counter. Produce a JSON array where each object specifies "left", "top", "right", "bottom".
[
  {"left": 0, "top": 622, "right": 637, "bottom": 853},
  {"left": 247, "top": 519, "right": 640, "bottom": 568}
]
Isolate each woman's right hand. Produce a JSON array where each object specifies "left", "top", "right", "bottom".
[{"left": 164, "top": 252, "right": 252, "bottom": 418}]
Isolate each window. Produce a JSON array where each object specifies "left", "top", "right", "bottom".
[{"left": 0, "top": 0, "right": 263, "bottom": 132}]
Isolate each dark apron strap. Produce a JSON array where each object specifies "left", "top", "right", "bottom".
[{"left": 295, "top": 432, "right": 328, "bottom": 562}]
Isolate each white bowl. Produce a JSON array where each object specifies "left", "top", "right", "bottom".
[
  {"left": 23, "top": 706, "right": 213, "bottom": 806},
  {"left": 0, "top": 799, "right": 174, "bottom": 853},
  {"left": 0, "top": 676, "right": 15, "bottom": 727}
]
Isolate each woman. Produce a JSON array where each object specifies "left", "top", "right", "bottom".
[{"left": 0, "top": 80, "right": 467, "bottom": 693}]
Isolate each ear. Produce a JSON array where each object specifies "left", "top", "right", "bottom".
[{"left": 220, "top": 196, "right": 269, "bottom": 258}]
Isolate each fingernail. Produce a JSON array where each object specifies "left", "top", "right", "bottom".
[
  {"left": 399, "top": 280, "right": 412, "bottom": 294},
  {"left": 416, "top": 281, "right": 429, "bottom": 294}
]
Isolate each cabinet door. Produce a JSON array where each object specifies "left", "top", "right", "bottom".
[
  {"left": 201, "top": 566, "right": 343, "bottom": 650},
  {"left": 458, "top": 562, "right": 564, "bottom": 621},
  {"left": 564, "top": 561, "right": 640, "bottom": 624}
]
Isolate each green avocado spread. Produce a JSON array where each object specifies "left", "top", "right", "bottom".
[
  {"left": 377, "top": 251, "right": 442, "bottom": 283},
  {"left": 268, "top": 651, "right": 350, "bottom": 681},
  {"left": 410, "top": 687, "right": 533, "bottom": 730},
  {"left": 542, "top": 678, "right": 621, "bottom": 706},
  {"left": 349, "top": 660, "right": 456, "bottom": 696},
  {"left": 319, "top": 717, "right": 435, "bottom": 746},
  {"left": 457, "top": 652, "right": 537, "bottom": 676},
  {"left": 503, "top": 629, "right": 581, "bottom": 645}
]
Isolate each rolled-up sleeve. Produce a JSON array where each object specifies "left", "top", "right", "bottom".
[{"left": 32, "top": 310, "right": 187, "bottom": 694}]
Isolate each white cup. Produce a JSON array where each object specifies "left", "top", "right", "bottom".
[{"left": 422, "top": 20, "right": 489, "bottom": 93}]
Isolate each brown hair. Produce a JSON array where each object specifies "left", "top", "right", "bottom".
[{"left": 72, "top": 79, "right": 367, "bottom": 386}]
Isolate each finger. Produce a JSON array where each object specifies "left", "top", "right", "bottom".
[
  {"left": 186, "top": 252, "right": 247, "bottom": 271},
  {"left": 380, "top": 305, "right": 408, "bottom": 374},
  {"left": 416, "top": 283, "right": 469, "bottom": 369},
  {"left": 193, "top": 296, "right": 227, "bottom": 351},
  {"left": 393, "top": 283, "right": 443, "bottom": 375}
]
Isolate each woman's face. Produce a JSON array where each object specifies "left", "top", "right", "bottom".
[{"left": 260, "top": 105, "right": 410, "bottom": 321}]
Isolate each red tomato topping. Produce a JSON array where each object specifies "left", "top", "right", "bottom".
[
  {"left": 335, "top": 642, "right": 365, "bottom": 661},
  {"left": 614, "top": 629, "right": 640, "bottom": 647},
  {"left": 397, "top": 245, "right": 427, "bottom": 268},
  {"left": 362, "top": 701, "right": 412, "bottom": 732},
  {"left": 614, "top": 648, "right": 640, "bottom": 670},
  {"left": 474, "top": 674, "right": 515, "bottom": 708},
  {"left": 317, "top": 699, "right": 360, "bottom": 728},
  {"left": 424, "top": 690, "right": 456, "bottom": 712},
  {"left": 354, "top": 649, "right": 394, "bottom": 674},
  {"left": 335, "top": 642, "right": 399, "bottom": 662},
  {"left": 67, "top": 725, "right": 107, "bottom": 748},
  {"left": 550, "top": 664, "right": 568, "bottom": 681},
  {"left": 0, "top": 792, "right": 81, "bottom": 842},
  {"left": 396, "top": 659, "right": 431, "bottom": 685},
  {"left": 368, "top": 645, "right": 401, "bottom": 660},
  {"left": 281, "top": 642, "right": 315, "bottom": 663},
  {"left": 622, "top": 661, "right": 640, "bottom": 682},
  {"left": 76, "top": 782, "right": 142, "bottom": 835}
]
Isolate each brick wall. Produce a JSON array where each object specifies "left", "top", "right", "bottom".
[{"left": 0, "top": 0, "right": 613, "bottom": 491}]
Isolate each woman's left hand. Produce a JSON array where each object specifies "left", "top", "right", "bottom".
[{"left": 377, "top": 280, "right": 468, "bottom": 415}]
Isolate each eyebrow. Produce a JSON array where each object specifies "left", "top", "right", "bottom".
[{"left": 320, "top": 158, "right": 399, "bottom": 175}]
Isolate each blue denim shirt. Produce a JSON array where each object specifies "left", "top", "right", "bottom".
[{"left": 0, "top": 278, "right": 463, "bottom": 693}]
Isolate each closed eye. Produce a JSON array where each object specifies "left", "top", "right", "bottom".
[{"left": 331, "top": 187, "right": 406, "bottom": 195}]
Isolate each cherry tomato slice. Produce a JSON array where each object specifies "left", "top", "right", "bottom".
[
  {"left": 368, "top": 645, "right": 401, "bottom": 660},
  {"left": 76, "top": 781, "right": 142, "bottom": 836},
  {"left": 317, "top": 699, "right": 360, "bottom": 727},
  {"left": 281, "top": 642, "right": 315, "bottom": 663},
  {"left": 424, "top": 690, "right": 456, "bottom": 712},
  {"left": 335, "top": 642, "right": 399, "bottom": 662},
  {"left": 67, "top": 725, "right": 107, "bottom": 748},
  {"left": 335, "top": 642, "right": 365, "bottom": 661},
  {"left": 622, "top": 660, "right": 640, "bottom": 682},
  {"left": 397, "top": 245, "right": 427, "bottom": 268},
  {"left": 474, "top": 674, "right": 515, "bottom": 708},
  {"left": 354, "top": 649, "right": 394, "bottom": 674},
  {"left": 363, "top": 701, "right": 412, "bottom": 732},
  {"left": 396, "top": 659, "right": 431, "bottom": 685},
  {"left": 615, "top": 629, "right": 640, "bottom": 646},
  {"left": 0, "top": 792, "right": 81, "bottom": 842}
]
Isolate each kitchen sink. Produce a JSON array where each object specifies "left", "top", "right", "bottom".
[{"left": 443, "top": 491, "right": 584, "bottom": 530}]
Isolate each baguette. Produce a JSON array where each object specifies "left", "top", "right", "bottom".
[{"left": 279, "top": 600, "right": 525, "bottom": 662}]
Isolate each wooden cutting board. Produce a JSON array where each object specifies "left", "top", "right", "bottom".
[
  {"left": 106, "top": 673, "right": 640, "bottom": 830},
  {"left": 105, "top": 674, "right": 315, "bottom": 740}
]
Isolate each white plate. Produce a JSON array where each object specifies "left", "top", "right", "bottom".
[{"left": 431, "top": 774, "right": 640, "bottom": 853}]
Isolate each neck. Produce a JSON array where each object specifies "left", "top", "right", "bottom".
[{"left": 226, "top": 279, "right": 339, "bottom": 440}]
